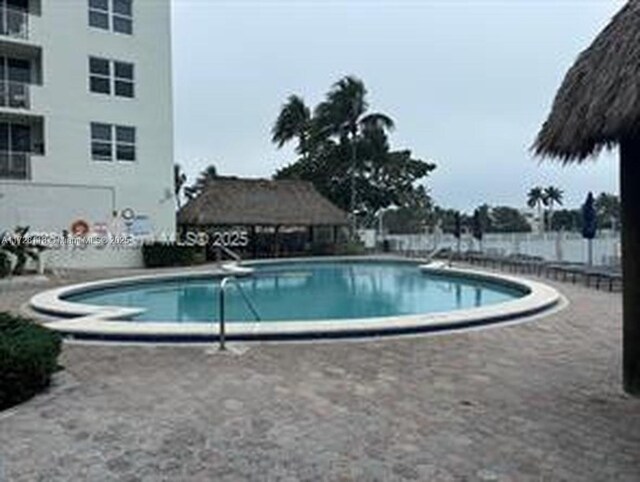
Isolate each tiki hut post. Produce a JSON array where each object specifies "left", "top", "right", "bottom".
[
  {"left": 274, "top": 225, "right": 280, "bottom": 258},
  {"left": 533, "top": 0, "right": 640, "bottom": 395},
  {"left": 620, "top": 136, "right": 640, "bottom": 394},
  {"left": 250, "top": 225, "right": 257, "bottom": 259}
]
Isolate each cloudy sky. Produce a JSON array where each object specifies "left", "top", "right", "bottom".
[{"left": 172, "top": 0, "right": 625, "bottom": 212}]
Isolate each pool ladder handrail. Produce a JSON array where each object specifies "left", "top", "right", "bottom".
[
  {"left": 217, "top": 245, "right": 243, "bottom": 263},
  {"left": 218, "top": 275, "right": 261, "bottom": 350}
]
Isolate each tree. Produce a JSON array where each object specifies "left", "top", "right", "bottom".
[
  {"left": 174, "top": 164, "right": 187, "bottom": 210},
  {"left": 527, "top": 186, "right": 547, "bottom": 233},
  {"left": 544, "top": 186, "right": 564, "bottom": 230},
  {"left": 184, "top": 165, "right": 218, "bottom": 201},
  {"left": 491, "top": 206, "right": 531, "bottom": 233},
  {"left": 384, "top": 207, "right": 425, "bottom": 234},
  {"left": 272, "top": 95, "right": 311, "bottom": 158},
  {"left": 273, "top": 76, "right": 435, "bottom": 225},
  {"left": 549, "top": 209, "right": 581, "bottom": 231},
  {"left": 427, "top": 207, "right": 463, "bottom": 235},
  {"left": 594, "top": 192, "right": 620, "bottom": 230},
  {"left": 382, "top": 186, "right": 433, "bottom": 234},
  {"left": 312, "top": 76, "right": 395, "bottom": 233}
]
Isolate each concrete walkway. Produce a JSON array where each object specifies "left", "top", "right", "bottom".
[{"left": 0, "top": 267, "right": 638, "bottom": 481}]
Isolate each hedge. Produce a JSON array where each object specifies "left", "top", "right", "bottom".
[
  {"left": 0, "top": 251, "right": 10, "bottom": 279},
  {"left": 0, "top": 313, "right": 62, "bottom": 410},
  {"left": 142, "top": 242, "right": 206, "bottom": 268}
]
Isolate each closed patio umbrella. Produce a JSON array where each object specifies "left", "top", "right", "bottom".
[{"left": 582, "top": 192, "right": 597, "bottom": 266}]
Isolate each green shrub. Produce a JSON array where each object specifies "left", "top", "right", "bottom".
[
  {"left": 142, "top": 242, "right": 205, "bottom": 268},
  {"left": 0, "top": 313, "right": 62, "bottom": 410},
  {"left": 309, "top": 242, "right": 336, "bottom": 256},
  {"left": 1, "top": 226, "right": 46, "bottom": 275},
  {"left": 0, "top": 251, "right": 11, "bottom": 279},
  {"left": 335, "top": 240, "right": 366, "bottom": 256}
]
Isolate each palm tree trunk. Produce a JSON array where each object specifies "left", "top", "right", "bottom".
[{"left": 621, "top": 137, "right": 640, "bottom": 395}]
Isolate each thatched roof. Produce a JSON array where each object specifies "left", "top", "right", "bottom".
[
  {"left": 534, "top": 0, "right": 640, "bottom": 161},
  {"left": 178, "top": 178, "right": 348, "bottom": 226}
]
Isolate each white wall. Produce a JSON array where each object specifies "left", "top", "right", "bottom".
[{"left": 0, "top": 1, "right": 174, "bottom": 268}]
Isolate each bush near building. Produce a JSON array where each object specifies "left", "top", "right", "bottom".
[
  {"left": 142, "top": 242, "right": 206, "bottom": 268},
  {"left": 0, "top": 313, "right": 62, "bottom": 410}
]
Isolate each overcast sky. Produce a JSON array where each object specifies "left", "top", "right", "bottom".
[{"left": 172, "top": 0, "right": 625, "bottom": 212}]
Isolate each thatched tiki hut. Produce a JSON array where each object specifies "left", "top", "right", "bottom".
[
  {"left": 534, "top": 0, "right": 640, "bottom": 394},
  {"left": 178, "top": 178, "right": 348, "bottom": 258}
]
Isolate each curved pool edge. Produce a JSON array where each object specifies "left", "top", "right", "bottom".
[{"left": 28, "top": 257, "right": 564, "bottom": 342}]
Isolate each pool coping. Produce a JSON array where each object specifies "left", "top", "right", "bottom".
[{"left": 29, "top": 256, "right": 563, "bottom": 342}]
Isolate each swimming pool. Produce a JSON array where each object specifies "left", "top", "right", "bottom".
[
  {"left": 63, "top": 261, "right": 525, "bottom": 322},
  {"left": 30, "top": 257, "right": 562, "bottom": 341}
]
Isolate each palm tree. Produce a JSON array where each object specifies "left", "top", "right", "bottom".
[
  {"left": 174, "top": 164, "right": 187, "bottom": 209},
  {"left": 527, "top": 186, "right": 547, "bottom": 233},
  {"left": 184, "top": 164, "right": 218, "bottom": 201},
  {"left": 544, "top": 186, "right": 564, "bottom": 230},
  {"left": 272, "top": 95, "right": 311, "bottom": 158},
  {"left": 314, "top": 76, "right": 394, "bottom": 234}
]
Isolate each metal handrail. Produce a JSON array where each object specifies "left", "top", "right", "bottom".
[
  {"left": 217, "top": 245, "right": 242, "bottom": 262},
  {"left": 217, "top": 275, "right": 261, "bottom": 350}
]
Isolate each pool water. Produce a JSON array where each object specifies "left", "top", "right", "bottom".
[{"left": 64, "top": 262, "right": 525, "bottom": 323}]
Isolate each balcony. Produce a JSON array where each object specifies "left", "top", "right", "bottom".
[
  {"left": 0, "top": 7, "right": 29, "bottom": 40},
  {"left": 0, "top": 80, "right": 29, "bottom": 109},
  {"left": 0, "top": 151, "right": 30, "bottom": 179}
]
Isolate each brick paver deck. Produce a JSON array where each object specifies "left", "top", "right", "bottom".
[{"left": 0, "top": 266, "right": 638, "bottom": 481}]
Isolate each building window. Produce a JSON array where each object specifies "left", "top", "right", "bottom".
[
  {"left": 89, "top": 57, "right": 134, "bottom": 98},
  {"left": 115, "top": 125, "right": 136, "bottom": 161},
  {"left": 114, "top": 61, "right": 134, "bottom": 97},
  {"left": 88, "top": 0, "right": 109, "bottom": 30},
  {"left": 91, "top": 123, "right": 136, "bottom": 162},
  {"left": 88, "top": 0, "right": 133, "bottom": 35},
  {"left": 89, "top": 57, "right": 110, "bottom": 95},
  {"left": 112, "top": 0, "right": 133, "bottom": 34}
]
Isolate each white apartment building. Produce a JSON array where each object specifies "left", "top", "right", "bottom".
[{"left": 0, "top": 0, "right": 174, "bottom": 267}]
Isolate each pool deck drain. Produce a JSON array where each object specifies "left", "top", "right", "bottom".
[{"left": 0, "top": 263, "right": 638, "bottom": 481}]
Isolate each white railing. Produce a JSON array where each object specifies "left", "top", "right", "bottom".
[
  {"left": 383, "top": 230, "right": 622, "bottom": 267},
  {"left": 0, "top": 80, "right": 30, "bottom": 109},
  {"left": 0, "top": 151, "right": 30, "bottom": 180},
  {"left": 0, "top": 6, "right": 29, "bottom": 39}
]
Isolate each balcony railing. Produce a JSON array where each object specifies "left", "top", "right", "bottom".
[
  {"left": 0, "top": 6, "right": 29, "bottom": 40},
  {"left": 0, "top": 81, "right": 30, "bottom": 109},
  {"left": 0, "top": 151, "right": 31, "bottom": 180}
]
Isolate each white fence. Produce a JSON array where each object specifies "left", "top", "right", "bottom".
[{"left": 383, "top": 230, "right": 621, "bottom": 266}]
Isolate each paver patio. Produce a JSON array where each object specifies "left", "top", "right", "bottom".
[{"left": 0, "top": 266, "right": 638, "bottom": 481}]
